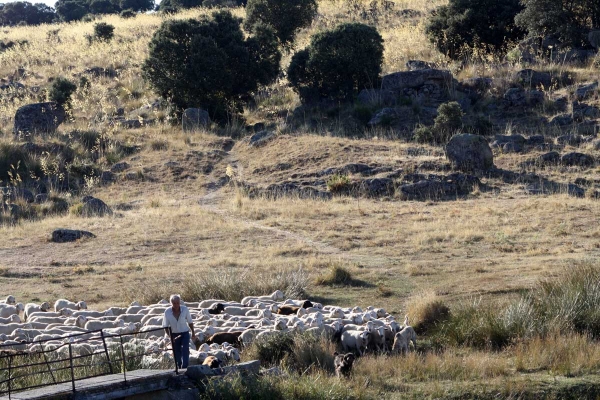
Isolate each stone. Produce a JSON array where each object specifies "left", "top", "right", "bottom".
[
  {"left": 526, "top": 135, "right": 545, "bottom": 146},
  {"left": 260, "top": 182, "right": 331, "bottom": 200},
  {"left": 83, "top": 66, "right": 118, "bottom": 78},
  {"left": 0, "top": 187, "right": 34, "bottom": 203},
  {"left": 100, "top": 171, "right": 116, "bottom": 184},
  {"left": 550, "top": 114, "right": 574, "bottom": 127},
  {"left": 555, "top": 134, "right": 582, "bottom": 146},
  {"left": 339, "top": 163, "right": 372, "bottom": 175},
  {"left": 538, "top": 151, "right": 560, "bottom": 164},
  {"left": 398, "top": 173, "right": 479, "bottom": 200},
  {"left": 353, "top": 178, "right": 394, "bottom": 197},
  {"left": 574, "top": 82, "right": 598, "bottom": 101},
  {"left": 110, "top": 162, "right": 130, "bottom": 173},
  {"left": 561, "top": 152, "right": 595, "bottom": 167},
  {"left": 445, "top": 133, "right": 494, "bottom": 172},
  {"left": 51, "top": 229, "right": 95, "bottom": 243},
  {"left": 35, "top": 193, "right": 48, "bottom": 203},
  {"left": 182, "top": 108, "right": 210, "bottom": 132},
  {"left": 492, "top": 134, "right": 526, "bottom": 153},
  {"left": 249, "top": 131, "right": 275, "bottom": 147},
  {"left": 572, "top": 102, "right": 600, "bottom": 121},
  {"left": 589, "top": 31, "right": 600, "bottom": 49},
  {"left": 357, "top": 89, "right": 397, "bottom": 106},
  {"left": 81, "top": 196, "right": 112, "bottom": 217},
  {"left": 514, "top": 69, "right": 552, "bottom": 89},
  {"left": 589, "top": 139, "right": 600, "bottom": 151},
  {"left": 13, "top": 102, "right": 65, "bottom": 137},
  {"left": 118, "top": 119, "right": 143, "bottom": 129},
  {"left": 380, "top": 69, "right": 457, "bottom": 105},
  {"left": 405, "top": 60, "right": 434, "bottom": 71},
  {"left": 503, "top": 88, "right": 544, "bottom": 107}
]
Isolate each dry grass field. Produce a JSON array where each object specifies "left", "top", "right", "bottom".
[{"left": 1, "top": 0, "right": 600, "bottom": 398}]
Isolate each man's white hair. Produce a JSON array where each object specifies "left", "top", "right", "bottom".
[{"left": 170, "top": 294, "right": 182, "bottom": 303}]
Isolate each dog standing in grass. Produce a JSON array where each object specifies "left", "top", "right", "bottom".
[
  {"left": 392, "top": 315, "right": 417, "bottom": 355},
  {"left": 334, "top": 352, "right": 356, "bottom": 378}
]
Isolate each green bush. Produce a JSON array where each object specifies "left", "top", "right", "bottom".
[
  {"left": 433, "top": 101, "right": 463, "bottom": 142},
  {"left": 287, "top": 23, "right": 383, "bottom": 103},
  {"left": 426, "top": 0, "right": 525, "bottom": 60},
  {"left": 119, "top": 8, "right": 136, "bottom": 18},
  {"left": 515, "top": 0, "right": 600, "bottom": 47},
  {"left": 93, "top": 22, "right": 115, "bottom": 42},
  {"left": 142, "top": 11, "right": 281, "bottom": 120},
  {"left": 55, "top": 0, "right": 87, "bottom": 22},
  {"left": 413, "top": 124, "right": 434, "bottom": 143},
  {"left": 326, "top": 173, "right": 351, "bottom": 194},
  {"left": 245, "top": 0, "right": 317, "bottom": 47},
  {"left": 48, "top": 77, "right": 77, "bottom": 107},
  {"left": 89, "top": 0, "right": 117, "bottom": 14}
]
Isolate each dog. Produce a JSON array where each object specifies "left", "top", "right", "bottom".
[{"left": 333, "top": 352, "right": 356, "bottom": 378}]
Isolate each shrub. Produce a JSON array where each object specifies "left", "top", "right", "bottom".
[
  {"left": 288, "top": 23, "right": 384, "bottom": 103},
  {"left": 0, "top": 1, "right": 55, "bottom": 26},
  {"left": 119, "top": 8, "right": 135, "bottom": 18},
  {"left": 413, "top": 124, "right": 434, "bottom": 143},
  {"left": 93, "top": 22, "right": 115, "bottom": 42},
  {"left": 426, "top": 0, "right": 525, "bottom": 60},
  {"left": 142, "top": 11, "right": 281, "bottom": 120},
  {"left": 55, "top": 0, "right": 88, "bottom": 22},
  {"left": 314, "top": 264, "right": 354, "bottom": 286},
  {"left": 326, "top": 173, "right": 351, "bottom": 194},
  {"left": 406, "top": 291, "right": 451, "bottom": 334},
  {"left": 48, "top": 77, "right": 77, "bottom": 107},
  {"left": 433, "top": 101, "right": 463, "bottom": 142},
  {"left": 120, "top": 0, "right": 153, "bottom": 11},
  {"left": 515, "top": 0, "right": 600, "bottom": 47},
  {"left": 89, "top": 0, "right": 117, "bottom": 14},
  {"left": 245, "top": 0, "right": 318, "bottom": 48},
  {"left": 0, "top": 143, "right": 41, "bottom": 185}
]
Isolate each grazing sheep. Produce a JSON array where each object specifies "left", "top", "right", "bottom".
[
  {"left": 368, "top": 326, "right": 386, "bottom": 352},
  {"left": 202, "top": 355, "right": 221, "bottom": 368},
  {"left": 107, "top": 306, "right": 127, "bottom": 316},
  {"left": 0, "top": 303, "right": 24, "bottom": 318},
  {"left": 84, "top": 319, "right": 125, "bottom": 331},
  {"left": 24, "top": 302, "right": 51, "bottom": 319},
  {"left": 0, "top": 295, "right": 16, "bottom": 305},
  {"left": 54, "top": 299, "right": 87, "bottom": 312},
  {"left": 341, "top": 330, "right": 370, "bottom": 356},
  {"left": 334, "top": 352, "right": 356, "bottom": 378},
  {"left": 0, "top": 315, "right": 21, "bottom": 324},
  {"left": 205, "top": 331, "right": 243, "bottom": 346}
]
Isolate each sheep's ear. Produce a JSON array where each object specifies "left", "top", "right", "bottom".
[{"left": 333, "top": 351, "right": 339, "bottom": 356}]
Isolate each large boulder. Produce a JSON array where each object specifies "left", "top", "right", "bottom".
[
  {"left": 445, "top": 134, "right": 494, "bottom": 172},
  {"left": 249, "top": 131, "right": 275, "bottom": 147},
  {"left": 81, "top": 196, "right": 112, "bottom": 217},
  {"left": 398, "top": 173, "right": 480, "bottom": 200},
  {"left": 574, "top": 82, "right": 598, "bottom": 101},
  {"left": 51, "top": 229, "right": 95, "bottom": 243},
  {"left": 13, "top": 102, "right": 65, "bottom": 138},
  {"left": 503, "top": 88, "right": 544, "bottom": 107},
  {"left": 491, "top": 134, "right": 526, "bottom": 153},
  {"left": 380, "top": 69, "right": 457, "bottom": 106},
  {"left": 357, "top": 89, "right": 397, "bottom": 106},
  {"left": 561, "top": 152, "right": 595, "bottom": 167},
  {"left": 588, "top": 31, "right": 600, "bottom": 50},
  {"left": 182, "top": 108, "right": 210, "bottom": 132},
  {"left": 514, "top": 69, "right": 552, "bottom": 89}
]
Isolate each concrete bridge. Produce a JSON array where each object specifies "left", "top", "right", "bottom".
[{"left": 0, "top": 361, "right": 260, "bottom": 400}]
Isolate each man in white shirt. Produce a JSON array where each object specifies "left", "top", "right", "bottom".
[{"left": 162, "top": 294, "right": 196, "bottom": 369}]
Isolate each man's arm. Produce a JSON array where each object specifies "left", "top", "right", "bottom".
[{"left": 186, "top": 308, "right": 196, "bottom": 339}]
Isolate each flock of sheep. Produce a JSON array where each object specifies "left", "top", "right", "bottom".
[{"left": 0, "top": 290, "right": 417, "bottom": 372}]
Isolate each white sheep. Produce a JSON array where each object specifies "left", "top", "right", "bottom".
[
  {"left": 0, "top": 303, "right": 24, "bottom": 318},
  {"left": 0, "top": 315, "right": 21, "bottom": 324},
  {"left": 24, "top": 302, "right": 51, "bottom": 319},
  {"left": 54, "top": 299, "right": 87, "bottom": 312},
  {"left": 392, "top": 326, "right": 417, "bottom": 355},
  {"left": 341, "top": 330, "right": 370, "bottom": 356},
  {"left": 84, "top": 319, "right": 125, "bottom": 331},
  {"left": 0, "top": 295, "right": 16, "bottom": 304}
]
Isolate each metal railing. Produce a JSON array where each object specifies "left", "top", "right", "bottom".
[{"left": 0, "top": 327, "right": 176, "bottom": 399}]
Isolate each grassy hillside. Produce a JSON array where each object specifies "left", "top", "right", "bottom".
[{"left": 1, "top": 0, "right": 600, "bottom": 398}]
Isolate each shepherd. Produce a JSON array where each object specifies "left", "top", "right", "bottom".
[{"left": 163, "top": 294, "right": 196, "bottom": 369}]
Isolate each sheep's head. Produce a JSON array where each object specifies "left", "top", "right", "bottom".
[
  {"left": 158, "top": 299, "right": 169, "bottom": 305},
  {"left": 376, "top": 308, "right": 387, "bottom": 318},
  {"left": 5, "top": 295, "right": 16, "bottom": 305},
  {"left": 352, "top": 306, "right": 363, "bottom": 313},
  {"left": 40, "top": 302, "right": 51, "bottom": 312},
  {"left": 388, "top": 321, "right": 401, "bottom": 333},
  {"left": 104, "top": 309, "right": 115, "bottom": 316},
  {"left": 271, "top": 290, "right": 284, "bottom": 301},
  {"left": 76, "top": 301, "right": 87, "bottom": 310},
  {"left": 261, "top": 309, "right": 272, "bottom": 319},
  {"left": 15, "top": 303, "right": 24, "bottom": 313},
  {"left": 10, "top": 314, "right": 21, "bottom": 322},
  {"left": 228, "top": 348, "right": 241, "bottom": 362},
  {"left": 199, "top": 343, "right": 210, "bottom": 352},
  {"left": 270, "top": 304, "right": 279, "bottom": 313},
  {"left": 76, "top": 315, "right": 87, "bottom": 328},
  {"left": 296, "top": 308, "right": 307, "bottom": 317},
  {"left": 302, "top": 300, "right": 313, "bottom": 309},
  {"left": 130, "top": 301, "right": 141, "bottom": 307},
  {"left": 60, "top": 308, "right": 74, "bottom": 317}
]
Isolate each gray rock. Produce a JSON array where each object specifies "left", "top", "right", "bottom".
[
  {"left": 405, "top": 60, "right": 434, "bottom": 71},
  {"left": 13, "top": 102, "right": 65, "bottom": 137},
  {"left": 182, "top": 108, "right": 210, "bottom": 132},
  {"left": 249, "top": 131, "right": 275, "bottom": 147},
  {"left": 83, "top": 67, "right": 118, "bottom": 78},
  {"left": 589, "top": 139, "right": 600, "bottom": 151},
  {"left": 35, "top": 193, "right": 48, "bottom": 203},
  {"left": 561, "top": 152, "right": 595, "bottom": 167},
  {"left": 589, "top": 31, "right": 600, "bottom": 49},
  {"left": 575, "top": 82, "right": 598, "bottom": 101},
  {"left": 340, "top": 163, "right": 372, "bottom": 175},
  {"left": 353, "top": 178, "right": 394, "bottom": 197},
  {"left": 572, "top": 102, "right": 600, "bottom": 121},
  {"left": 0, "top": 187, "right": 34, "bottom": 203},
  {"left": 461, "top": 77, "right": 493, "bottom": 93},
  {"left": 381, "top": 69, "right": 457, "bottom": 105},
  {"left": 526, "top": 135, "right": 545, "bottom": 146},
  {"left": 538, "top": 151, "right": 560, "bottom": 164},
  {"left": 492, "top": 134, "right": 526, "bottom": 153},
  {"left": 110, "top": 162, "right": 130, "bottom": 173},
  {"left": 100, "top": 171, "right": 116, "bottom": 184},
  {"left": 514, "top": 69, "right": 552, "bottom": 89},
  {"left": 550, "top": 114, "right": 574, "bottom": 127},
  {"left": 118, "top": 119, "right": 143, "bottom": 129},
  {"left": 555, "top": 134, "right": 582, "bottom": 146},
  {"left": 81, "top": 196, "right": 112, "bottom": 217},
  {"left": 357, "top": 89, "right": 397, "bottom": 106},
  {"left": 445, "top": 134, "right": 494, "bottom": 172},
  {"left": 504, "top": 88, "right": 544, "bottom": 107},
  {"left": 398, "top": 173, "right": 479, "bottom": 200},
  {"left": 51, "top": 229, "right": 95, "bottom": 243}
]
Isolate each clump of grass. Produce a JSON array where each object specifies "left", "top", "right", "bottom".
[
  {"left": 69, "top": 202, "right": 83, "bottom": 216},
  {"left": 314, "top": 264, "right": 354, "bottom": 286},
  {"left": 0, "top": 142, "right": 42, "bottom": 184},
  {"left": 406, "top": 290, "right": 451, "bottom": 334},
  {"left": 150, "top": 139, "right": 169, "bottom": 151},
  {"left": 326, "top": 173, "right": 351, "bottom": 194},
  {"left": 126, "top": 268, "right": 309, "bottom": 304}
]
